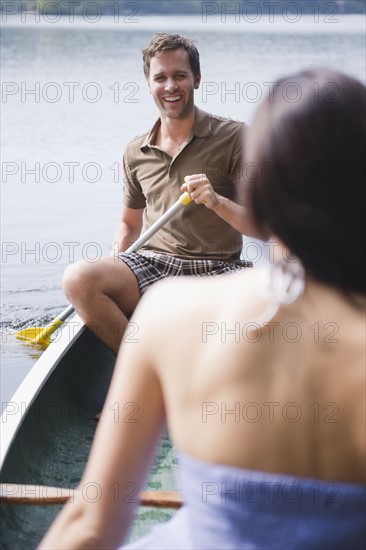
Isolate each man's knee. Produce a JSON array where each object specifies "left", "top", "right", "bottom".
[{"left": 62, "top": 260, "right": 97, "bottom": 301}]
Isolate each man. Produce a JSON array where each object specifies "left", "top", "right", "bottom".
[{"left": 63, "top": 33, "right": 262, "bottom": 354}]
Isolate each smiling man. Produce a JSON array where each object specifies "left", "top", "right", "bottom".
[{"left": 62, "top": 33, "right": 263, "bottom": 354}]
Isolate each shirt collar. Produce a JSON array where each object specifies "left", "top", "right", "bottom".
[
  {"left": 140, "top": 107, "right": 212, "bottom": 151},
  {"left": 192, "top": 107, "right": 212, "bottom": 138}
]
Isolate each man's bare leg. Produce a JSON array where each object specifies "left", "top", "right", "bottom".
[{"left": 62, "top": 256, "right": 141, "bottom": 355}]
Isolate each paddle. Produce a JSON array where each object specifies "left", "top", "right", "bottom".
[
  {"left": 0, "top": 483, "right": 182, "bottom": 508},
  {"left": 16, "top": 192, "right": 192, "bottom": 349}
]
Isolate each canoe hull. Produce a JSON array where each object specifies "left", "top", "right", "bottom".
[
  {"left": 0, "top": 321, "right": 115, "bottom": 549},
  {"left": 0, "top": 318, "right": 177, "bottom": 549}
]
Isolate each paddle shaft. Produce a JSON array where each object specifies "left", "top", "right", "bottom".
[
  {"left": 0, "top": 483, "right": 182, "bottom": 509},
  {"left": 57, "top": 192, "right": 191, "bottom": 322},
  {"left": 18, "top": 192, "right": 192, "bottom": 345}
]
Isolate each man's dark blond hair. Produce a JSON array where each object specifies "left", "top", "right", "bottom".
[{"left": 142, "top": 33, "right": 201, "bottom": 79}]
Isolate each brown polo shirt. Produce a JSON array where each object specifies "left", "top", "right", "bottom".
[{"left": 122, "top": 107, "right": 244, "bottom": 261}]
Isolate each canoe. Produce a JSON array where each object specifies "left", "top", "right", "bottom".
[{"left": 0, "top": 316, "right": 177, "bottom": 549}]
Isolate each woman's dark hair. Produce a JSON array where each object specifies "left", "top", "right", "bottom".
[
  {"left": 245, "top": 68, "right": 365, "bottom": 294},
  {"left": 142, "top": 33, "right": 200, "bottom": 79}
]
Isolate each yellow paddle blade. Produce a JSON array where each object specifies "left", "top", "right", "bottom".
[
  {"left": 16, "top": 319, "right": 64, "bottom": 349},
  {"left": 16, "top": 327, "right": 51, "bottom": 349}
]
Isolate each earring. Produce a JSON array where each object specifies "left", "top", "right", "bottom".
[{"left": 259, "top": 257, "right": 305, "bottom": 306}]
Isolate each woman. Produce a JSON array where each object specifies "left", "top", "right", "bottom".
[{"left": 38, "top": 68, "right": 365, "bottom": 549}]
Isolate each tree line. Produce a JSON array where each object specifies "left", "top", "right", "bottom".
[{"left": 1, "top": 0, "right": 365, "bottom": 15}]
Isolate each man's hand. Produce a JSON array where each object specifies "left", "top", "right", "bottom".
[
  {"left": 182, "top": 174, "right": 267, "bottom": 240},
  {"left": 181, "top": 174, "right": 219, "bottom": 209}
]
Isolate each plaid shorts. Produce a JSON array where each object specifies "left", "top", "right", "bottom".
[{"left": 118, "top": 251, "right": 252, "bottom": 295}]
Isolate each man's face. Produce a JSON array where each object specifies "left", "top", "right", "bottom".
[{"left": 147, "top": 48, "right": 201, "bottom": 120}]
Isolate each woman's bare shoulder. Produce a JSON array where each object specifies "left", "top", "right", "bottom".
[{"left": 133, "top": 267, "right": 267, "bottom": 332}]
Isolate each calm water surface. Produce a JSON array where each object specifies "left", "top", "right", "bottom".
[{"left": 1, "top": 15, "right": 365, "bottom": 405}]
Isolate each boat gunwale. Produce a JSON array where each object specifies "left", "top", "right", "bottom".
[{"left": 0, "top": 315, "right": 85, "bottom": 468}]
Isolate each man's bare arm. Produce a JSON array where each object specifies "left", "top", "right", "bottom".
[
  {"left": 210, "top": 195, "right": 268, "bottom": 240},
  {"left": 110, "top": 206, "right": 144, "bottom": 256}
]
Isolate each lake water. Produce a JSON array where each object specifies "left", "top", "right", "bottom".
[{"left": 1, "top": 14, "right": 365, "bottom": 406}]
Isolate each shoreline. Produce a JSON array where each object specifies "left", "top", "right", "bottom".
[{"left": 1, "top": 14, "right": 365, "bottom": 34}]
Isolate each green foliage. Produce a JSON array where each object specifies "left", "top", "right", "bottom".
[{"left": 1, "top": 0, "right": 365, "bottom": 15}]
